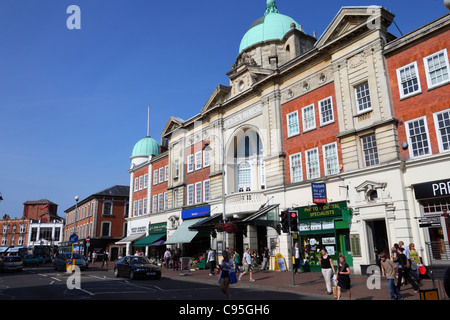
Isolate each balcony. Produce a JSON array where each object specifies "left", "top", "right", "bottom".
[{"left": 226, "top": 191, "right": 266, "bottom": 217}]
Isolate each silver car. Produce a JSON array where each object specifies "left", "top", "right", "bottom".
[
  {"left": 1, "top": 256, "right": 23, "bottom": 272},
  {"left": 54, "top": 253, "right": 89, "bottom": 271}
]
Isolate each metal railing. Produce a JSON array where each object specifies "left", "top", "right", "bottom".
[{"left": 426, "top": 241, "right": 450, "bottom": 263}]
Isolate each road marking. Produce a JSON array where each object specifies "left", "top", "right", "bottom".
[
  {"left": 124, "top": 280, "right": 161, "bottom": 292},
  {"left": 51, "top": 277, "right": 61, "bottom": 282},
  {"left": 76, "top": 288, "right": 95, "bottom": 296}
]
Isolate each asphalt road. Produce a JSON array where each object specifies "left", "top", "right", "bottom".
[{"left": 0, "top": 263, "right": 322, "bottom": 301}]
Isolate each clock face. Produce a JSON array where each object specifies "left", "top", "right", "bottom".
[{"left": 309, "top": 238, "right": 317, "bottom": 246}]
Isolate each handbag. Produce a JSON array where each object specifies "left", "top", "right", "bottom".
[{"left": 229, "top": 270, "right": 238, "bottom": 284}]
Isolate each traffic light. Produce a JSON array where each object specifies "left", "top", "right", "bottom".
[
  {"left": 289, "top": 211, "right": 298, "bottom": 232},
  {"left": 280, "top": 210, "right": 290, "bottom": 233}
]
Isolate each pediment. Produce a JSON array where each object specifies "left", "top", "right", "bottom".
[
  {"left": 315, "top": 6, "right": 395, "bottom": 50},
  {"left": 355, "top": 180, "right": 387, "bottom": 192},
  {"left": 200, "top": 85, "right": 231, "bottom": 114},
  {"left": 161, "top": 116, "right": 185, "bottom": 138}
]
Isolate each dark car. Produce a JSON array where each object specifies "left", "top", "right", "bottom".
[{"left": 114, "top": 256, "right": 161, "bottom": 280}]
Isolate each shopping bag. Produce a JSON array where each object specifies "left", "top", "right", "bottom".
[
  {"left": 229, "top": 270, "right": 238, "bottom": 284},
  {"left": 418, "top": 264, "right": 426, "bottom": 275},
  {"left": 332, "top": 285, "right": 338, "bottom": 299}
]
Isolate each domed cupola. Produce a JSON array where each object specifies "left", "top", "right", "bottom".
[
  {"left": 239, "top": 0, "right": 305, "bottom": 54},
  {"left": 131, "top": 136, "right": 160, "bottom": 158}
]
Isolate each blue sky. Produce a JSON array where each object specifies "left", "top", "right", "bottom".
[{"left": 0, "top": 0, "right": 448, "bottom": 218}]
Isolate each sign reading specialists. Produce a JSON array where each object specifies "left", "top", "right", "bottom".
[
  {"left": 414, "top": 179, "right": 450, "bottom": 200},
  {"left": 311, "top": 183, "right": 327, "bottom": 204}
]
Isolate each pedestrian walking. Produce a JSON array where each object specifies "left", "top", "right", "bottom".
[
  {"left": 380, "top": 252, "right": 403, "bottom": 300},
  {"left": 233, "top": 250, "right": 241, "bottom": 275},
  {"left": 409, "top": 243, "right": 421, "bottom": 282},
  {"left": 261, "top": 246, "right": 269, "bottom": 271},
  {"left": 218, "top": 250, "right": 234, "bottom": 300},
  {"left": 293, "top": 242, "right": 302, "bottom": 274},
  {"left": 207, "top": 248, "right": 216, "bottom": 276},
  {"left": 173, "top": 249, "right": 180, "bottom": 271},
  {"left": 239, "top": 248, "right": 255, "bottom": 282},
  {"left": 336, "top": 254, "right": 351, "bottom": 300},
  {"left": 92, "top": 251, "right": 97, "bottom": 265},
  {"left": 101, "top": 251, "right": 109, "bottom": 268},
  {"left": 163, "top": 248, "right": 171, "bottom": 269},
  {"left": 395, "top": 247, "right": 420, "bottom": 293},
  {"left": 318, "top": 248, "right": 335, "bottom": 295}
]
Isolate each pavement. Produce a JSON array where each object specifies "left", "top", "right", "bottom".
[{"left": 92, "top": 261, "right": 449, "bottom": 300}]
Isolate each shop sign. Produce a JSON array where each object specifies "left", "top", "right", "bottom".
[
  {"left": 418, "top": 216, "right": 441, "bottom": 228},
  {"left": 181, "top": 205, "right": 210, "bottom": 220},
  {"left": 414, "top": 179, "right": 450, "bottom": 200},
  {"left": 295, "top": 201, "right": 346, "bottom": 220},
  {"left": 322, "top": 237, "right": 336, "bottom": 245},
  {"left": 312, "top": 183, "right": 327, "bottom": 204},
  {"left": 148, "top": 222, "right": 167, "bottom": 234},
  {"left": 131, "top": 226, "right": 147, "bottom": 234}
]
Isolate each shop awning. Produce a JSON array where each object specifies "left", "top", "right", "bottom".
[
  {"left": 165, "top": 218, "right": 204, "bottom": 245},
  {"left": 115, "top": 233, "right": 145, "bottom": 245},
  {"left": 133, "top": 233, "right": 166, "bottom": 247},
  {"left": 188, "top": 213, "right": 223, "bottom": 232}
]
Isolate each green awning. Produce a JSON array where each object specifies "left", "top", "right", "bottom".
[
  {"left": 165, "top": 218, "right": 204, "bottom": 245},
  {"left": 133, "top": 233, "right": 166, "bottom": 247}
]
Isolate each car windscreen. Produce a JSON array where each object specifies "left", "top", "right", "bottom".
[
  {"left": 130, "top": 257, "right": 150, "bottom": 265},
  {"left": 5, "top": 257, "right": 22, "bottom": 262}
]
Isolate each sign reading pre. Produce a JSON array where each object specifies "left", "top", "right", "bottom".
[
  {"left": 414, "top": 179, "right": 450, "bottom": 200},
  {"left": 312, "top": 183, "right": 327, "bottom": 204}
]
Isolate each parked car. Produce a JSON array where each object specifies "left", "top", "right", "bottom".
[
  {"left": 1, "top": 256, "right": 23, "bottom": 272},
  {"left": 22, "top": 254, "right": 39, "bottom": 266},
  {"left": 114, "top": 256, "right": 161, "bottom": 280},
  {"left": 54, "top": 253, "right": 89, "bottom": 271}
]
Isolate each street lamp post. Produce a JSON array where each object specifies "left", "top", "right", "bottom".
[{"left": 72, "top": 196, "right": 79, "bottom": 260}]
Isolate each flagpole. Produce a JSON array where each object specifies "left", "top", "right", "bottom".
[{"left": 147, "top": 106, "right": 150, "bottom": 137}]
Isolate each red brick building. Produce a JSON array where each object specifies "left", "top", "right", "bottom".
[
  {"left": 0, "top": 215, "right": 29, "bottom": 248},
  {"left": 282, "top": 82, "right": 342, "bottom": 185},
  {"left": 383, "top": 13, "right": 450, "bottom": 260},
  {"left": 63, "top": 185, "right": 129, "bottom": 260},
  {"left": 23, "top": 199, "right": 59, "bottom": 222}
]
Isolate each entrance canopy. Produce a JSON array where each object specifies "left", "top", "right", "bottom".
[
  {"left": 239, "top": 204, "right": 280, "bottom": 234},
  {"left": 115, "top": 233, "right": 145, "bottom": 245},
  {"left": 165, "top": 218, "right": 205, "bottom": 245},
  {"left": 133, "top": 233, "right": 166, "bottom": 247}
]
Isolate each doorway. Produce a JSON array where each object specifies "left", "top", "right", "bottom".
[{"left": 366, "top": 220, "right": 389, "bottom": 266}]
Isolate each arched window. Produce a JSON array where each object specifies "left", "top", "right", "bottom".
[{"left": 238, "top": 161, "right": 252, "bottom": 192}]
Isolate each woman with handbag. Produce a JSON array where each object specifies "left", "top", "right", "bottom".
[
  {"left": 336, "top": 255, "right": 351, "bottom": 300},
  {"left": 218, "top": 250, "right": 235, "bottom": 300}
]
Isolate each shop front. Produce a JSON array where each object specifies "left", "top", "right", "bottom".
[
  {"left": 414, "top": 178, "right": 450, "bottom": 265},
  {"left": 165, "top": 205, "right": 211, "bottom": 259},
  {"left": 294, "top": 201, "right": 352, "bottom": 272},
  {"left": 133, "top": 222, "right": 167, "bottom": 261}
]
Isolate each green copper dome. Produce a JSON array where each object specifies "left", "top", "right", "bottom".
[
  {"left": 131, "top": 136, "right": 160, "bottom": 158},
  {"left": 239, "top": 0, "right": 304, "bottom": 53}
]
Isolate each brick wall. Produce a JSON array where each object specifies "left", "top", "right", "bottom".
[
  {"left": 386, "top": 29, "right": 450, "bottom": 160},
  {"left": 282, "top": 82, "right": 342, "bottom": 184}
]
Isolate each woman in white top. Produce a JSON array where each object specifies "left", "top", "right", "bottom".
[{"left": 219, "top": 250, "right": 234, "bottom": 300}]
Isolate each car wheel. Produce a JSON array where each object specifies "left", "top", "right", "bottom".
[
  {"left": 129, "top": 270, "right": 135, "bottom": 280},
  {"left": 114, "top": 268, "right": 120, "bottom": 277}
]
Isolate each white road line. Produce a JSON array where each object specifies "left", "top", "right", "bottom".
[
  {"left": 50, "top": 277, "right": 61, "bottom": 281},
  {"left": 76, "top": 288, "right": 95, "bottom": 296},
  {"left": 124, "top": 281, "right": 161, "bottom": 292}
]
